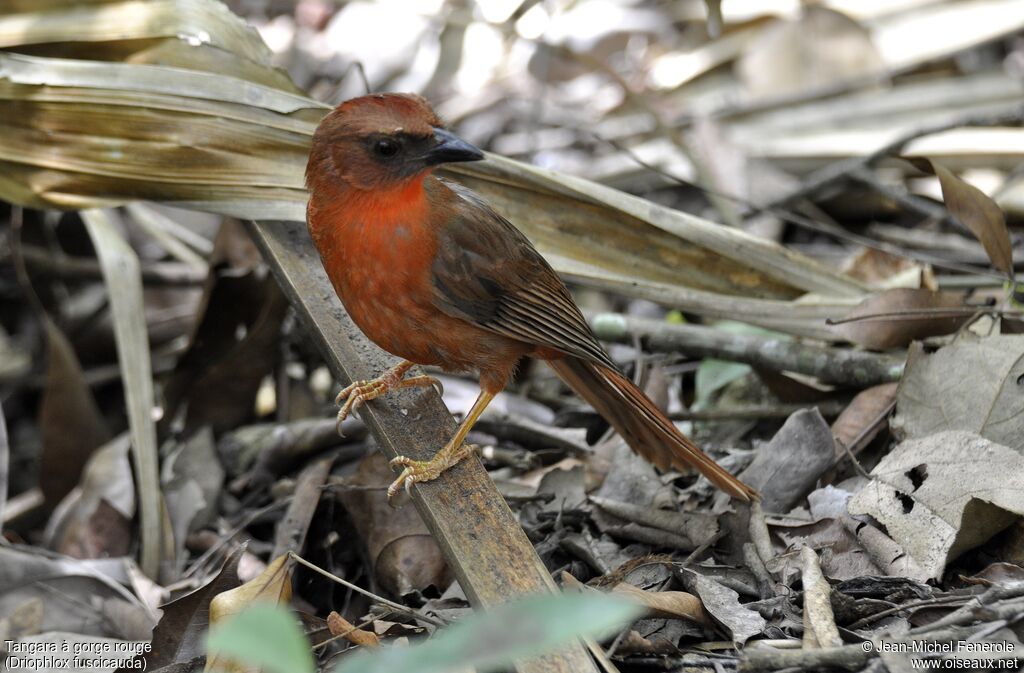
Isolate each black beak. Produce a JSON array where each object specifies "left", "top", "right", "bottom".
[{"left": 423, "top": 127, "right": 484, "bottom": 165}]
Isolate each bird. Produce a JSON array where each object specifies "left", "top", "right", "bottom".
[{"left": 305, "top": 93, "right": 756, "bottom": 503}]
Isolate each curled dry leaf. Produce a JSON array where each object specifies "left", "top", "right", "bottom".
[
  {"left": 50, "top": 434, "right": 135, "bottom": 560},
  {"left": 799, "top": 546, "right": 842, "bottom": 649},
  {"left": 610, "top": 581, "right": 709, "bottom": 626},
  {"left": 336, "top": 452, "right": 451, "bottom": 597},
  {"left": 830, "top": 288, "right": 972, "bottom": 350},
  {"left": 204, "top": 554, "right": 294, "bottom": 673},
  {"left": 909, "top": 158, "right": 1014, "bottom": 278},
  {"left": 327, "top": 611, "right": 380, "bottom": 649},
  {"left": 831, "top": 383, "right": 898, "bottom": 453}
]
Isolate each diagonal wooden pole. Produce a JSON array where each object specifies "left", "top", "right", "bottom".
[{"left": 247, "top": 220, "right": 600, "bottom": 673}]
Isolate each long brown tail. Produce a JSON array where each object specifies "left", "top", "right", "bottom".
[{"left": 548, "top": 357, "right": 758, "bottom": 501}]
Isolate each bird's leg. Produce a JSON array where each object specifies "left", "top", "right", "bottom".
[
  {"left": 335, "top": 360, "right": 442, "bottom": 434},
  {"left": 387, "top": 389, "right": 495, "bottom": 502}
]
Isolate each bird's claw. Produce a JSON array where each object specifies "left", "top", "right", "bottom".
[
  {"left": 333, "top": 366, "right": 442, "bottom": 436},
  {"left": 334, "top": 378, "right": 388, "bottom": 435},
  {"left": 386, "top": 443, "right": 478, "bottom": 505}
]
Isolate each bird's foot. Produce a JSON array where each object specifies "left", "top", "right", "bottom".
[
  {"left": 334, "top": 361, "right": 442, "bottom": 434},
  {"left": 386, "top": 441, "right": 478, "bottom": 504}
]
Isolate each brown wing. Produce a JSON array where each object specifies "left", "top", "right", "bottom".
[{"left": 429, "top": 180, "right": 617, "bottom": 371}]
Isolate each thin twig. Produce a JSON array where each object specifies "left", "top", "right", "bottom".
[{"left": 288, "top": 552, "right": 446, "bottom": 628}]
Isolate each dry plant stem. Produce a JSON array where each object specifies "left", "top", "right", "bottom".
[
  {"left": 763, "top": 106, "right": 1024, "bottom": 212},
  {"left": 799, "top": 546, "right": 842, "bottom": 649},
  {"left": 748, "top": 501, "right": 775, "bottom": 574},
  {"left": 182, "top": 499, "right": 290, "bottom": 579},
  {"left": 671, "top": 400, "right": 846, "bottom": 422},
  {"left": 742, "top": 543, "right": 775, "bottom": 599},
  {"left": 0, "top": 401, "right": 7, "bottom": 526},
  {"left": 588, "top": 312, "right": 904, "bottom": 387},
  {"left": 15, "top": 244, "right": 207, "bottom": 286},
  {"left": 907, "top": 582, "right": 1024, "bottom": 635},
  {"left": 848, "top": 167, "right": 953, "bottom": 226},
  {"left": 846, "top": 595, "right": 970, "bottom": 631},
  {"left": 288, "top": 552, "right": 446, "bottom": 628},
  {"left": 270, "top": 455, "right": 332, "bottom": 559},
  {"left": 741, "top": 626, "right": 980, "bottom": 672}
]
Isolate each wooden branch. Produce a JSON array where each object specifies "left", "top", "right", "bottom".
[
  {"left": 246, "top": 220, "right": 599, "bottom": 673},
  {"left": 587, "top": 312, "right": 904, "bottom": 387}
]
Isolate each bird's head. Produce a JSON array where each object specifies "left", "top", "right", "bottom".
[{"left": 306, "top": 93, "right": 484, "bottom": 193}]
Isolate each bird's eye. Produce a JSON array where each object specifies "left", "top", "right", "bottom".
[{"left": 374, "top": 138, "right": 400, "bottom": 158}]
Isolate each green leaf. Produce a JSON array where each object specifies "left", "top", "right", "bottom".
[
  {"left": 335, "top": 593, "right": 641, "bottom": 673},
  {"left": 694, "top": 320, "right": 785, "bottom": 407},
  {"left": 206, "top": 603, "right": 315, "bottom": 673}
]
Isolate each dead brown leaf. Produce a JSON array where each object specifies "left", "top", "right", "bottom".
[
  {"left": 120, "top": 547, "right": 244, "bottom": 671},
  {"left": 161, "top": 220, "right": 287, "bottom": 433},
  {"left": 327, "top": 611, "right": 380, "bottom": 649},
  {"left": 611, "top": 581, "right": 709, "bottom": 625},
  {"left": 336, "top": 452, "right": 451, "bottom": 597},
  {"left": 910, "top": 158, "right": 1014, "bottom": 278},
  {"left": 39, "top": 318, "right": 111, "bottom": 507},
  {"left": 830, "top": 288, "right": 971, "bottom": 350},
  {"left": 830, "top": 382, "right": 898, "bottom": 469}
]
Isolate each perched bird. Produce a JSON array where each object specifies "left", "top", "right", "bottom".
[{"left": 305, "top": 93, "right": 756, "bottom": 503}]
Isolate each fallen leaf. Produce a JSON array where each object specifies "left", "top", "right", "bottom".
[
  {"left": 840, "top": 247, "right": 932, "bottom": 289},
  {"left": 47, "top": 434, "right": 135, "bottom": 560},
  {"left": 911, "top": 158, "right": 1014, "bottom": 278},
  {"left": 0, "top": 546, "right": 151, "bottom": 641},
  {"left": 327, "top": 611, "right": 380, "bottom": 649},
  {"left": 675, "top": 568, "right": 766, "bottom": 645},
  {"left": 775, "top": 518, "right": 882, "bottom": 581},
  {"left": 589, "top": 496, "right": 719, "bottom": 549},
  {"left": 892, "top": 336, "right": 1024, "bottom": 453},
  {"left": 611, "top": 581, "right": 709, "bottom": 625},
  {"left": 831, "top": 383, "right": 898, "bottom": 454},
  {"left": 38, "top": 318, "right": 111, "bottom": 508},
  {"left": 848, "top": 431, "right": 1024, "bottom": 579},
  {"left": 738, "top": 408, "right": 835, "bottom": 513},
  {"left": 830, "top": 288, "right": 971, "bottom": 350},
  {"left": 336, "top": 453, "right": 451, "bottom": 597},
  {"left": 83, "top": 209, "right": 164, "bottom": 580},
  {"left": 161, "top": 220, "right": 287, "bottom": 434},
  {"left": 121, "top": 547, "right": 243, "bottom": 671},
  {"left": 205, "top": 554, "right": 294, "bottom": 673}
]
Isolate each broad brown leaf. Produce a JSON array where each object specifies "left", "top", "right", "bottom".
[
  {"left": 831, "top": 288, "right": 971, "bottom": 350},
  {"left": 911, "top": 158, "right": 1013, "bottom": 278}
]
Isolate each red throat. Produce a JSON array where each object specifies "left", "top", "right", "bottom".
[{"left": 343, "top": 175, "right": 429, "bottom": 225}]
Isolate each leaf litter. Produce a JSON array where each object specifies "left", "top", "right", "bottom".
[{"left": 2, "top": 1, "right": 1024, "bottom": 673}]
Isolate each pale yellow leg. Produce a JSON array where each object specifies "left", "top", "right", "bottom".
[
  {"left": 387, "top": 389, "right": 496, "bottom": 502},
  {"left": 335, "top": 361, "right": 442, "bottom": 434}
]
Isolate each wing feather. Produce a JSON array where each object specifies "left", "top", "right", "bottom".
[{"left": 429, "top": 179, "right": 616, "bottom": 370}]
